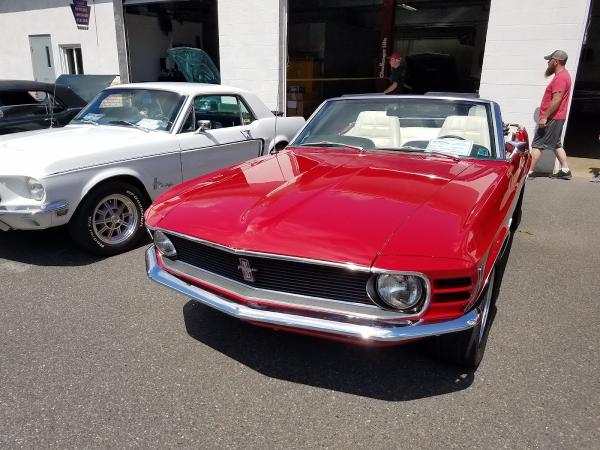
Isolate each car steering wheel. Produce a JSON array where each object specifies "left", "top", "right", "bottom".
[{"left": 438, "top": 135, "right": 466, "bottom": 140}]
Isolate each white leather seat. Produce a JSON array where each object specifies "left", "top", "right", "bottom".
[
  {"left": 468, "top": 105, "right": 487, "bottom": 117},
  {"left": 400, "top": 127, "right": 440, "bottom": 146},
  {"left": 345, "top": 111, "right": 401, "bottom": 148},
  {"left": 438, "top": 115, "right": 490, "bottom": 149}
]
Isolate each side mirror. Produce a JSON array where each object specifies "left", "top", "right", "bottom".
[
  {"left": 505, "top": 140, "right": 527, "bottom": 159},
  {"left": 195, "top": 119, "right": 212, "bottom": 133}
]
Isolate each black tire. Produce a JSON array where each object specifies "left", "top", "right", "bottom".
[
  {"left": 68, "top": 181, "right": 148, "bottom": 256},
  {"left": 510, "top": 187, "right": 525, "bottom": 233},
  {"left": 491, "top": 232, "right": 514, "bottom": 302},
  {"left": 428, "top": 268, "right": 497, "bottom": 369}
]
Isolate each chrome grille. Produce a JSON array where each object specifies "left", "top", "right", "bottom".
[{"left": 165, "top": 233, "right": 374, "bottom": 305}]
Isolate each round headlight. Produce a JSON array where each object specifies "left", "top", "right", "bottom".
[
  {"left": 154, "top": 230, "right": 177, "bottom": 258},
  {"left": 26, "top": 177, "right": 45, "bottom": 201},
  {"left": 375, "top": 274, "right": 425, "bottom": 311}
]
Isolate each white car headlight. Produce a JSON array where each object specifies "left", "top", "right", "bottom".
[
  {"left": 375, "top": 274, "right": 425, "bottom": 311},
  {"left": 154, "top": 230, "right": 177, "bottom": 258},
  {"left": 26, "top": 177, "right": 45, "bottom": 201}
]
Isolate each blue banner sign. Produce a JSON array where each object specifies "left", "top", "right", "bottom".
[{"left": 71, "top": 0, "right": 91, "bottom": 30}]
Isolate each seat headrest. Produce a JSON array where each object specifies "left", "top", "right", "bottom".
[{"left": 439, "top": 115, "right": 490, "bottom": 149}]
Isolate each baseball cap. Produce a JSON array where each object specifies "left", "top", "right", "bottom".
[
  {"left": 544, "top": 50, "right": 568, "bottom": 62},
  {"left": 387, "top": 52, "right": 402, "bottom": 60}
]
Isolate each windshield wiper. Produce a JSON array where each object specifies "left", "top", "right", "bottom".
[
  {"left": 300, "top": 141, "right": 363, "bottom": 151},
  {"left": 383, "top": 146, "right": 461, "bottom": 162},
  {"left": 422, "top": 151, "right": 460, "bottom": 161},
  {"left": 107, "top": 120, "right": 149, "bottom": 133},
  {"left": 72, "top": 118, "right": 99, "bottom": 126}
]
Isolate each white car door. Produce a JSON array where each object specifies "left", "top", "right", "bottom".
[{"left": 177, "top": 94, "right": 263, "bottom": 181}]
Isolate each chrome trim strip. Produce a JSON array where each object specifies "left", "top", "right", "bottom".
[
  {"left": 148, "top": 226, "right": 372, "bottom": 272},
  {"left": 44, "top": 149, "right": 182, "bottom": 178},
  {"left": 0, "top": 200, "right": 69, "bottom": 216},
  {"left": 146, "top": 247, "right": 480, "bottom": 342},
  {"left": 179, "top": 139, "right": 263, "bottom": 154}
]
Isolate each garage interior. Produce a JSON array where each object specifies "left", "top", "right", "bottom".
[
  {"left": 123, "top": 0, "right": 219, "bottom": 83},
  {"left": 287, "top": 0, "right": 491, "bottom": 117},
  {"left": 564, "top": 0, "right": 600, "bottom": 163}
]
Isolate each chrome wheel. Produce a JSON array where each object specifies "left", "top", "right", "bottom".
[{"left": 91, "top": 194, "right": 139, "bottom": 245}]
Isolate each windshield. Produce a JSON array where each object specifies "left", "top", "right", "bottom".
[
  {"left": 72, "top": 88, "right": 184, "bottom": 132},
  {"left": 55, "top": 74, "right": 117, "bottom": 102},
  {"left": 292, "top": 98, "right": 496, "bottom": 159}
]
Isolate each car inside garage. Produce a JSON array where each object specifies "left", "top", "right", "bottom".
[{"left": 123, "top": 0, "right": 219, "bottom": 83}]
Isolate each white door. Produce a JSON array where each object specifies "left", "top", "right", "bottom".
[
  {"left": 177, "top": 94, "right": 263, "bottom": 181},
  {"left": 29, "top": 35, "right": 55, "bottom": 83}
]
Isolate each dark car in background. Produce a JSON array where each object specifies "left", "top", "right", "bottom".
[{"left": 0, "top": 75, "right": 116, "bottom": 135}]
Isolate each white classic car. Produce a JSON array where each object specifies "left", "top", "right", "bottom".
[{"left": 0, "top": 82, "right": 305, "bottom": 255}]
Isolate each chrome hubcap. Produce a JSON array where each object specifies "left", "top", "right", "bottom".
[{"left": 92, "top": 194, "right": 138, "bottom": 245}]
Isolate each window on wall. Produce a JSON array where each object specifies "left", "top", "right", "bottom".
[{"left": 61, "top": 46, "right": 84, "bottom": 74}]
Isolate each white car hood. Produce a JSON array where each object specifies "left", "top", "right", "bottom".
[{"left": 0, "top": 125, "right": 177, "bottom": 178}]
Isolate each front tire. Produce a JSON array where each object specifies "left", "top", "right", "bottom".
[
  {"left": 429, "top": 268, "right": 497, "bottom": 369},
  {"left": 68, "top": 181, "right": 148, "bottom": 256}
]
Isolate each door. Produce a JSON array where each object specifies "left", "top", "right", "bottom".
[
  {"left": 177, "top": 94, "right": 263, "bottom": 181},
  {"left": 29, "top": 35, "right": 55, "bottom": 83}
]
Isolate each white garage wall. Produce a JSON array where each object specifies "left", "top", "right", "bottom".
[
  {"left": 218, "top": 0, "right": 283, "bottom": 110},
  {"left": 479, "top": 0, "right": 592, "bottom": 133},
  {"left": 0, "top": 0, "right": 120, "bottom": 80}
]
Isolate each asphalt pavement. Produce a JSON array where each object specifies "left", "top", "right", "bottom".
[{"left": 1, "top": 177, "right": 598, "bottom": 449}]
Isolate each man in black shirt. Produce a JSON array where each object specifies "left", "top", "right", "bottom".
[{"left": 383, "top": 52, "right": 406, "bottom": 95}]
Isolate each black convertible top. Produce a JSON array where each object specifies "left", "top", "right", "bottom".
[{"left": 0, "top": 80, "right": 87, "bottom": 107}]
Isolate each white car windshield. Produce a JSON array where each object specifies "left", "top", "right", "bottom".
[
  {"left": 292, "top": 98, "right": 496, "bottom": 159},
  {"left": 72, "top": 88, "right": 184, "bottom": 132}
]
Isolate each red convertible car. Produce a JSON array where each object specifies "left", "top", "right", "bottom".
[{"left": 145, "top": 95, "right": 530, "bottom": 368}]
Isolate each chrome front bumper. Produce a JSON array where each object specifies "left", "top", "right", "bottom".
[
  {"left": 0, "top": 200, "right": 69, "bottom": 230},
  {"left": 145, "top": 246, "right": 481, "bottom": 343}
]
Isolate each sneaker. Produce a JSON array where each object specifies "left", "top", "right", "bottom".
[
  {"left": 551, "top": 170, "right": 572, "bottom": 180},
  {"left": 591, "top": 174, "right": 600, "bottom": 183}
]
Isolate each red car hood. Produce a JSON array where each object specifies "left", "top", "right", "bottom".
[{"left": 149, "top": 148, "right": 473, "bottom": 266}]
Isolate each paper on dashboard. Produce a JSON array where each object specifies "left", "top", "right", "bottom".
[{"left": 426, "top": 138, "right": 473, "bottom": 156}]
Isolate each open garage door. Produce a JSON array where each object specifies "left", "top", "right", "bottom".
[
  {"left": 123, "top": 0, "right": 219, "bottom": 83},
  {"left": 564, "top": 0, "right": 600, "bottom": 169},
  {"left": 287, "top": 0, "right": 491, "bottom": 117}
]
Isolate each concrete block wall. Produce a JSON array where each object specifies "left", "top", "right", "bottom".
[
  {"left": 218, "top": 0, "right": 283, "bottom": 110},
  {"left": 0, "top": 0, "right": 120, "bottom": 81},
  {"left": 479, "top": 0, "right": 592, "bottom": 170}
]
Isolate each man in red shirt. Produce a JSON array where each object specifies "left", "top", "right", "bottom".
[{"left": 529, "top": 50, "right": 573, "bottom": 180}]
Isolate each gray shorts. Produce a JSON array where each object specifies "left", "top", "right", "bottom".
[{"left": 531, "top": 119, "right": 565, "bottom": 151}]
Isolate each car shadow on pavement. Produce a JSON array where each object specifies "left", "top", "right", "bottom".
[
  {"left": 0, "top": 227, "right": 101, "bottom": 266},
  {"left": 0, "top": 227, "right": 149, "bottom": 267},
  {"left": 182, "top": 301, "right": 475, "bottom": 401}
]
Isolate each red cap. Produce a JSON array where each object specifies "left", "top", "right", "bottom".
[{"left": 388, "top": 52, "right": 402, "bottom": 60}]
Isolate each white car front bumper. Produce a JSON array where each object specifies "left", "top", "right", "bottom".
[{"left": 0, "top": 200, "right": 69, "bottom": 230}]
